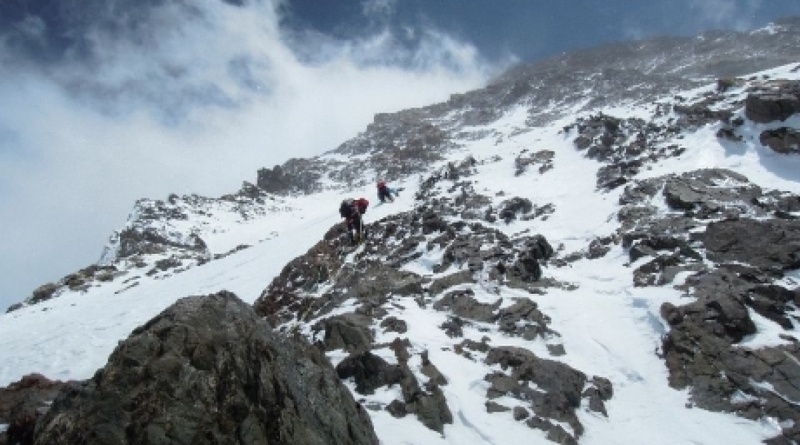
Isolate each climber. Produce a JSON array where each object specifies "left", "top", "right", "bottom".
[
  {"left": 339, "top": 197, "right": 369, "bottom": 244},
  {"left": 376, "top": 180, "right": 400, "bottom": 203}
]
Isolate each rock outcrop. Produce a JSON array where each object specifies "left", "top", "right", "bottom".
[
  {"left": 614, "top": 169, "right": 800, "bottom": 444},
  {"left": 745, "top": 80, "right": 800, "bottom": 123},
  {"left": 253, "top": 165, "right": 610, "bottom": 443},
  {"left": 32, "top": 292, "right": 378, "bottom": 445},
  {"left": 0, "top": 374, "right": 68, "bottom": 445}
]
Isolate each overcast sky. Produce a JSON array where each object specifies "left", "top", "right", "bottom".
[{"left": 1, "top": 0, "right": 799, "bottom": 311}]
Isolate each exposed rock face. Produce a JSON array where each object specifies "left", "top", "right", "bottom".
[
  {"left": 703, "top": 219, "right": 800, "bottom": 270},
  {"left": 256, "top": 158, "right": 329, "bottom": 195},
  {"left": 485, "top": 347, "right": 612, "bottom": 444},
  {"left": 760, "top": 128, "right": 800, "bottom": 154},
  {"left": 9, "top": 189, "right": 289, "bottom": 312},
  {"left": 745, "top": 81, "right": 800, "bottom": 123},
  {"left": 568, "top": 77, "right": 800, "bottom": 193},
  {"left": 4, "top": 15, "right": 800, "bottom": 445},
  {"left": 514, "top": 149, "right": 554, "bottom": 176},
  {"left": 246, "top": 21, "right": 800, "bottom": 203},
  {"left": 32, "top": 292, "right": 378, "bottom": 445},
  {"left": 616, "top": 168, "right": 795, "bottom": 286},
  {"left": 253, "top": 164, "right": 609, "bottom": 441},
  {"left": 0, "top": 374, "right": 67, "bottom": 445},
  {"left": 567, "top": 112, "right": 689, "bottom": 190},
  {"left": 255, "top": 160, "right": 560, "bottom": 330},
  {"left": 615, "top": 169, "right": 800, "bottom": 444}
]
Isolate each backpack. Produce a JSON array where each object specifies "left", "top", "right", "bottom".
[{"left": 339, "top": 199, "right": 355, "bottom": 218}]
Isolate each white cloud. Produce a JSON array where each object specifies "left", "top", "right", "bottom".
[{"left": 0, "top": 0, "right": 503, "bottom": 309}]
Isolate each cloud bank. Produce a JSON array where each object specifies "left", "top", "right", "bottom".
[{"left": 0, "top": 0, "right": 501, "bottom": 309}]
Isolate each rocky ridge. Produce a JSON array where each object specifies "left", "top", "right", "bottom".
[
  {"left": 255, "top": 19, "right": 800, "bottom": 195},
  {"left": 30, "top": 292, "right": 379, "bottom": 445},
  {"left": 567, "top": 81, "right": 800, "bottom": 442},
  {"left": 254, "top": 160, "right": 609, "bottom": 444},
  {"left": 616, "top": 168, "right": 800, "bottom": 443},
  {"left": 251, "top": 70, "right": 800, "bottom": 443},
  {"left": 2, "top": 21, "right": 800, "bottom": 445},
  {"left": 7, "top": 184, "right": 289, "bottom": 312},
  {"left": 11, "top": 19, "right": 800, "bottom": 313}
]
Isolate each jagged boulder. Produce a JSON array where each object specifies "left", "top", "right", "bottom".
[
  {"left": 662, "top": 169, "right": 761, "bottom": 216},
  {"left": 314, "top": 313, "right": 375, "bottom": 353},
  {"left": 433, "top": 289, "right": 501, "bottom": 323},
  {"left": 383, "top": 344, "right": 453, "bottom": 434},
  {"left": 616, "top": 170, "right": 800, "bottom": 444},
  {"left": 745, "top": 84, "right": 800, "bottom": 123},
  {"left": 702, "top": 218, "right": 800, "bottom": 271},
  {"left": 116, "top": 227, "right": 208, "bottom": 258},
  {"left": 499, "top": 197, "right": 533, "bottom": 222},
  {"left": 615, "top": 168, "right": 794, "bottom": 287},
  {"left": 335, "top": 340, "right": 453, "bottom": 434},
  {"left": 514, "top": 150, "right": 554, "bottom": 176},
  {"left": 32, "top": 292, "right": 378, "bottom": 445},
  {"left": 256, "top": 158, "right": 325, "bottom": 195},
  {"left": 336, "top": 351, "right": 405, "bottom": 395},
  {"left": 26, "top": 283, "right": 59, "bottom": 305},
  {"left": 484, "top": 346, "right": 612, "bottom": 444},
  {"left": 0, "top": 374, "right": 67, "bottom": 445},
  {"left": 760, "top": 128, "right": 800, "bottom": 154},
  {"left": 506, "top": 235, "right": 554, "bottom": 285},
  {"left": 673, "top": 101, "right": 734, "bottom": 127}
]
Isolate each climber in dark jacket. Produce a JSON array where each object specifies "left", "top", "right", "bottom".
[
  {"left": 339, "top": 197, "right": 369, "bottom": 243},
  {"left": 376, "top": 181, "right": 399, "bottom": 203}
]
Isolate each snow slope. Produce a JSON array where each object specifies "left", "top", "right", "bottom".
[{"left": 2, "top": 64, "right": 800, "bottom": 444}]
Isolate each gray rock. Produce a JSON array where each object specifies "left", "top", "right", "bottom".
[
  {"left": 547, "top": 344, "right": 566, "bottom": 356},
  {"left": 386, "top": 400, "right": 407, "bottom": 418},
  {"left": 420, "top": 351, "right": 448, "bottom": 386},
  {"left": 379, "top": 316, "right": 408, "bottom": 334},
  {"left": 428, "top": 271, "right": 475, "bottom": 295},
  {"left": 513, "top": 406, "right": 530, "bottom": 421},
  {"left": 27, "top": 283, "right": 59, "bottom": 305},
  {"left": 760, "top": 128, "right": 800, "bottom": 154},
  {"left": 485, "top": 401, "right": 510, "bottom": 413},
  {"left": 314, "top": 313, "right": 374, "bottom": 353},
  {"left": 703, "top": 218, "right": 800, "bottom": 270},
  {"left": 497, "top": 299, "right": 554, "bottom": 340},
  {"left": 405, "top": 383, "right": 452, "bottom": 434},
  {"left": 256, "top": 159, "right": 326, "bottom": 194},
  {"left": 433, "top": 289, "right": 500, "bottom": 323},
  {"left": 336, "top": 351, "right": 404, "bottom": 395},
  {"left": 662, "top": 169, "right": 759, "bottom": 215},
  {"left": 33, "top": 292, "right": 379, "bottom": 445},
  {"left": 499, "top": 197, "right": 533, "bottom": 222},
  {"left": 745, "top": 87, "right": 800, "bottom": 123},
  {"left": 484, "top": 346, "right": 610, "bottom": 443},
  {"left": 0, "top": 374, "right": 67, "bottom": 445},
  {"left": 515, "top": 150, "right": 554, "bottom": 176},
  {"left": 663, "top": 266, "right": 800, "bottom": 442}
]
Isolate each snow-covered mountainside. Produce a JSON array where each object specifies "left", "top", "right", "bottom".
[{"left": 2, "top": 21, "right": 800, "bottom": 445}]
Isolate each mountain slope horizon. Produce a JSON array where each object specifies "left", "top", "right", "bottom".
[{"left": 2, "top": 18, "right": 800, "bottom": 444}]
